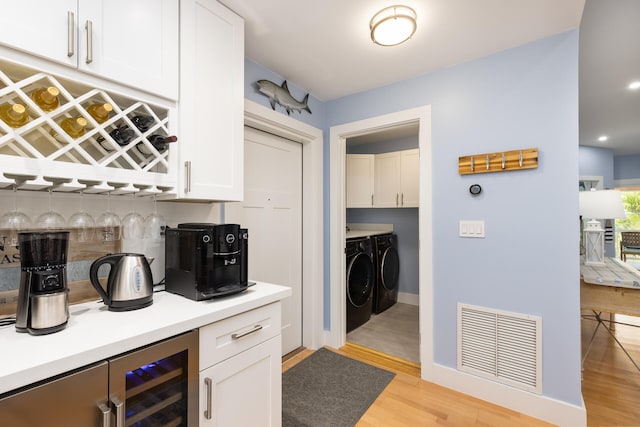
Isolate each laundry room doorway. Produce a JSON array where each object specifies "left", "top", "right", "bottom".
[
  {"left": 344, "top": 130, "right": 421, "bottom": 365},
  {"left": 329, "top": 105, "right": 434, "bottom": 380}
]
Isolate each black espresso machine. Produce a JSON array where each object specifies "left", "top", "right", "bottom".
[{"left": 165, "top": 223, "right": 250, "bottom": 300}]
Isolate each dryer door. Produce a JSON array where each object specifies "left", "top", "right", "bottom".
[
  {"left": 347, "top": 253, "right": 374, "bottom": 307},
  {"left": 380, "top": 246, "right": 400, "bottom": 291}
]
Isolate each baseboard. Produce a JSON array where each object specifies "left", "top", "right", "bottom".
[
  {"left": 397, "top": 292, "right": 419, "bottom": 306},
  {"left": 431, "top": 363, "right": 587, "bottom": 426}
]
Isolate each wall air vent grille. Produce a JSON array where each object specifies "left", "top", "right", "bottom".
[{"left": 457, "top": 303, "right": 542, "bottom": 394}]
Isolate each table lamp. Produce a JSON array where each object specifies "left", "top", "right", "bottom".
[{"left": 579, "top": 189, "right": 626, "bottom": 265}]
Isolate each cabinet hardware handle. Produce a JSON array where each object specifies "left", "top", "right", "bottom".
[
  {"left": 232, "top": 324, "right": 263, "bottom": 339},
  {"left": 85, "top": 20, "right": 93, "bottom": 64},
  {"left": 396, "top": 193, "right": 399, "bottom": 206},
  {"left": 204, "top": 377, "right": 213, "bottom": 420},
  {"left": 111, "top": 397, "right": 124, "bottom": 427},
  {"left": 98, "top": 403, "right": 111, "bottom": 427},
  {"left": 401, "top": 193, "right": 404, "bottom": 206},
  {"left": 371, "top": 194, "right": 373, "bottom": 206},
  {"left": 184, "top": 160, "right": 192, "bottom": 193},
  {"left": 67, "top": 11, "right": 75, "bottom": 57}
]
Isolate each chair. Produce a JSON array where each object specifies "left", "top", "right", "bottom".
[{"left": 619, "top": 231, "right": 640, "bottom": 261}]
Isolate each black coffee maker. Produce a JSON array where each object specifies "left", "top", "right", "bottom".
[
  {"left": 15, "top": 231, "right": 70, "bottom": 335},
  {"left": 165, "top": 223, "right": 249, "bottom": 300}
]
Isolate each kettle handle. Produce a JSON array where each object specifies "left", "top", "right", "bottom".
[{"left": 89, "top": 253, "right": 122, "bottom": 305}]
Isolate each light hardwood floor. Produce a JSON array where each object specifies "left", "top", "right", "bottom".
[
  {"left": 283, "top": 313, "right": 640, "bottom": 426},
  {"left": 283, "top": 345, "right": 553, "bottom": 426}
]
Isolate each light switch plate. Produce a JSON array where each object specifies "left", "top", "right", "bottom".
[{"left": 459, "top": 220, "right": 485, "bottom": 238}]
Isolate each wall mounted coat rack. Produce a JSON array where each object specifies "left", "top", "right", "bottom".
[{"left": 458, "top": 147, "right": 538, "bottom": 175}]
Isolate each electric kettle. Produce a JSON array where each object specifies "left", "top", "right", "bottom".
[{"left": 89, "top": 253, "right": 154, "bottom": 311}]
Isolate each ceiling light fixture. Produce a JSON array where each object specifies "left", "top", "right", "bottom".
[
  {"left": 598, "top": 135, "right": 608, "bottom": 142},
  {"left": 628, "top": 81, "right": 640, "bottom": 90},
  {"left": 370, "top": 5, "right": 417, "bottom": 47}
]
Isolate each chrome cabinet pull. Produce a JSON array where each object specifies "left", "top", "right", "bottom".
[
  {"left": 396, "top": 193, "right": 399, "bottom": 206},
  {"left": 204, "top": 377, "right": 212, "bottom": 420},
  {"left": 371, "top": 194, "right": 373, "bottom": 206},
  {"left": 111, "top": 398, "right": 124, "bottom": 427},
  {"left": 184, "top": 160, "right": 192, "bottom": 193},
  {"left": 67, "top": 11, "right": 75, "bottom": 57},
  {"left": 231, "top": 324, "right": 263, "bottom": 339},
  {"left": 401, "top": 193, "right": 404, "bottom": 206},
  {"left": 85, "top": 20, "right": 93, "bottom": 64},
  {"left": 98, "top": 403, "right": 110, "bottom": 427}
]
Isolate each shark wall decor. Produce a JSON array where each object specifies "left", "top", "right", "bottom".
[{"left": 256, "top": 79, "right": 312, "bottom": 115}]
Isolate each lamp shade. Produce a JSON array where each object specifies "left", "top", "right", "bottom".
[{"left": 579, "top": 189, "right": 626, "bottom": 219}]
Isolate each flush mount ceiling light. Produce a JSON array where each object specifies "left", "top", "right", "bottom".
[
  {"left": 370, "top": 5, "right": 417, "bottom": 46},
  {"left": 628, "top": 81, "right": 640, "bottom": 90},
  {"left": 598, "top": 135, "right": 608, "bottom": 142}
]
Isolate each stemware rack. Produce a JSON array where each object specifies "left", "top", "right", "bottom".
[{"left": 0, "top": 58, "right": 177, "bottom": 196}]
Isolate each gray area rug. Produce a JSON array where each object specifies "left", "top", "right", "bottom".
[{"left": 282, "top": 348, "right": 395, "bottom": 427}]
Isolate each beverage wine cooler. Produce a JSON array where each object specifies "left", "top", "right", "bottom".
[
  {"left": 110, "top": 331, "right": 198, "bottom": 427},
  {"left": 0, "top": 330, "right": 199, "bottom": 427}
]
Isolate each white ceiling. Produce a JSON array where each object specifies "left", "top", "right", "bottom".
[
  {"left": 579, "top": 0, "right": 640, "bottom": 156},
  {"left": 219, "top": 0, "right": 640, "bottom": 155}
]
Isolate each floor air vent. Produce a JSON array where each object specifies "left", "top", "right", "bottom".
[{"left": 457, "top": 303, "right": 542, "bottom": 394}]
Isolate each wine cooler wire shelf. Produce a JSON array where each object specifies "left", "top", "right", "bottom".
[
  {"left": 124, "top": 356, "right": 187, "bottom": 427},
  {"left": 0, "top": 59, "right": 176, "bottom": 196}
]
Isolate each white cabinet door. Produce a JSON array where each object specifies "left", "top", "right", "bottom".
[
  {"left": 0, "top": 0, "right": 77, "bottom": 67},
  {"left": 200, "top": 336, "right": 282, "bottom": 427},
  {"left": 400, "top": 148, "right": 419, "bottom": 207},
  {"left": 374, "top": 151, "right": 401, "bottom": 207},
  {"left": 78, "top": 0, "right": 179, "bottom": 99},
  {"left": 178, "top": 0, "right": 244, "bottom": 201},
  {"left": 346, "top": 154, "right": 375, "bottom": 208},
  {"left": 0, "top": 0, "right": 178, "bottom": 100}
]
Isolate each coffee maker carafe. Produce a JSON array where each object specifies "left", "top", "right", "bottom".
[{"left": 15, "top": 231, "right": 70, "bottom": 335}]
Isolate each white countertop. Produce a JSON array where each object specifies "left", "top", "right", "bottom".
[
  {"left": 346, "top": 223, "right": 393, "bottom": 239},
  {"left": 0, "top": 282, "right": 291, "bottom": 395}
]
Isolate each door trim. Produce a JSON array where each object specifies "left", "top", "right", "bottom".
[
  {"left": 243, "top": 99, "right": 324, "bottom": 351},
  {"left": 328, "top": 106, "right": 434, "bottom": 380}
]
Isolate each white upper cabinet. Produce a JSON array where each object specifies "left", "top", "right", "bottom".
[
  {"left": 177, "top": 0, "right": 244, "bottom": 201},
  {"left": 374, "top": 149, "right": 419, "bottom": 208},
  {"left": 399, "top": 148, "right": 419, "bottom": 207},
  {"left": 0, "top": 0, "right": 179, "bottom": 100},
  {"left": 0, "top": 1, "right": 77, "bottom": 68},
  {"left": 346, "top": 154, "right": 375, "bottom": 208},
  {"left": 374, "top": 151, "right": 401, "bottom": 207}
]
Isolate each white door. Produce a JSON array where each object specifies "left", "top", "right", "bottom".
[{"left": 226, "top": 127, "right": 302, "bottom": 355}]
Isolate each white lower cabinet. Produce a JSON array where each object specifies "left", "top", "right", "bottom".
[
  {"left": 200, "top": 336, "right": 282, "bottom": 426},
  {"left": 199, "top": 302, "right": 282, "bottom": 426}
]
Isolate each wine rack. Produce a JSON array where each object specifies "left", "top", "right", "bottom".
[{"left": 0, "top": 58, "right": 177, "bottom": 196}]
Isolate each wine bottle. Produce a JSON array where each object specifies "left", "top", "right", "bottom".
[
  {"left": 60, "top": 117, "right": 88, "bottom": 138},
  {"left": 86, "top": 103, "right": 113, "bottom": 124},
  {"left": 131, "top": 114, "right": 154, "bottom": 132},
  {"left": 136, "top": 135, "right": 177, "bottom": 155},
  {"left": 0, "top": 103, "right": 29, "bottom": 128},
  {"left": 31, "top": 86, "right": 60, "bottom": 112},
  {"left": 108, "top": 126, "right": 135, "bottom": 146}
]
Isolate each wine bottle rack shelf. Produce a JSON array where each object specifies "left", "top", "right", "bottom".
[{"left": 0, "top": 59, "right": 177, "bottom": 196}]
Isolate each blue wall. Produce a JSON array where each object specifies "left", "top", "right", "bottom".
[
  {"left": 579, "top": 145, "right": 614, "bottom": 188},
  {"left": 245, "top": 31, "right": 581, "bottom": 405},
  {"left": 614, "top": 154, "right": 640, "bottom": 181}
]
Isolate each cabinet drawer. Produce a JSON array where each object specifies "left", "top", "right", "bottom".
[{"left": 200, "top": 302, "right": 280, "bottom": 369}]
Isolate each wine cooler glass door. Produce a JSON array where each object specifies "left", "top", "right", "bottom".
[{"left": 108, "top": 330, "right": 199, "bottom": 427}]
